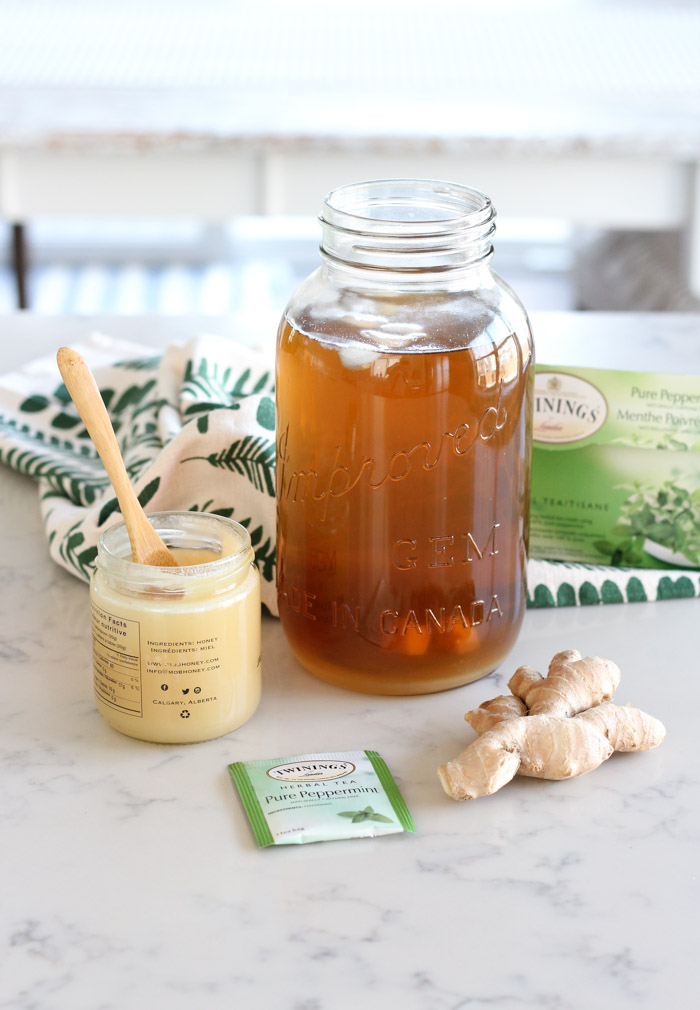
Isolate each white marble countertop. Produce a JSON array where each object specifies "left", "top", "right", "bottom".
[{"left": 1, "top": 314, "right": 698, "bottom": 1009}]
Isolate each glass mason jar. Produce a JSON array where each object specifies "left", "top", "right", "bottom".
[
  {"left": 90, "top": 511, "right": 261, "bottom": 742},
  {"left": 276, "top": 179, "right": 534, "bottom": 695}
]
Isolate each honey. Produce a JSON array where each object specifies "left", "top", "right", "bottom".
[{"left": 276, "top": 179, "right": 534, "bottom": 695}]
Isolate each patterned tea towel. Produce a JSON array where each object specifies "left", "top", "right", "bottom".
[
  {"left": 525, "top": 557, "right": 698, "bottom": 607},
  {"left": 0, "top": 333, "right": 278, "bottom": 612},
  {"left": 0, "top": 333, "right": 697, "bottom": 612}
]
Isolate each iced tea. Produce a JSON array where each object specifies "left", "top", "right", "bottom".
[{"left": 276, "top": 314, "right": 533, "bottom": 694}]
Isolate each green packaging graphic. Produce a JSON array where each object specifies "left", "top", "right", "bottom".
[
  {"left": 229, "top": 750, "right": 416, "bottom": 847},
  {"left": 530, "top": 365, "right": 700, "bottom": 569}
]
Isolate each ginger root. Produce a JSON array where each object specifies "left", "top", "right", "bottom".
[
  {"left": 440, "top": 650, "right": 665, "bottom": 801},
  {"left": 510, "top": 650, "right": 620, "bottom": 718},
  {"left": 465, "top": 650, "right": 621, "bottom": 732},
  {"left": 465, "top": 694, "right": 527, "bottom": 735}
]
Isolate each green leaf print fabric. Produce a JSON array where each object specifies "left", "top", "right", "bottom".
[
  {"left": 525, "top": 558, "right": 698, "bottom": 607},
  {"left": 0, "top": 334, "right": 278, "bottom": 613},
  {"left": 0, "top": 334, "right": 697, "bottom": 612}
]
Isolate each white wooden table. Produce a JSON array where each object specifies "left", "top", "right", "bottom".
[{"left": 2, "top": 1, "right": 700, "bottom": 301}]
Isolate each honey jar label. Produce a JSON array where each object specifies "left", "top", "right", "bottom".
[{"left": 91, "top": 602, "right": 143, "bottom": 716}]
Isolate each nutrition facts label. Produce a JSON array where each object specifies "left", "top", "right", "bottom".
[{"left": 91, "top": 603, "right": 143, "bottom": 716}]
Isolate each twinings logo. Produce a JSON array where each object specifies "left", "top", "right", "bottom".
[
  {"left": 267, "top": 760, "right": 356, "bottom": 782},
  {"left": 533, "top": 371, "right": 608, "bottom": 444}
]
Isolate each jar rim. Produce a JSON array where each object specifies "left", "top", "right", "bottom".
[
  {"left": 96, "top": 510, "right": 253, "bottom": 589},
  {"left": 319, "top": 178, "right": 496, "bottom": 273},
  {"left": 322, "top": 178, "right": 493, "bottom": 233}
]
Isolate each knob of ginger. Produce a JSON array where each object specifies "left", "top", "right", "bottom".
[
  {"left": 465, "top": 695, "right": 527, "bottom": 735},
  {"left": 442, "top": 649, "right": 665, "bottom": 801},
  {"left": 465, "top": 651, "right": 622, "bottom": 733},
  {"left": 510, "top": 650, "right": 621, "bottom": 718},
  {"left": 439, "top": 704, "right": 665, "bottom": 801}
]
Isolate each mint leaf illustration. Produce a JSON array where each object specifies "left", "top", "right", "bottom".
[
  {"left": 337, "top": 807, "right": 394, "bottom": 825},
  {"left": 597, "top": 477, "right": 700, "bottom": 567}
]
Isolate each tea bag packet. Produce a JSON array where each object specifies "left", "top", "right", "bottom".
[{"left": 229, "top": 750, "right": 416, "bottom": 847}]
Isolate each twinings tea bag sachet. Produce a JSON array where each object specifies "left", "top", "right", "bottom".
[{"left": 229, "top": 750, "right": 416, "bottom": 847}]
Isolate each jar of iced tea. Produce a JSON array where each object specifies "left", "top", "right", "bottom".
[{"left": 276, "top": 179, "right": 533, "bottom": 695}]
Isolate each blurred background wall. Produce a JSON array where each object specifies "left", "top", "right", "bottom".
[{"left": 1, "top": 0, "right": 699, "bottom": 317}]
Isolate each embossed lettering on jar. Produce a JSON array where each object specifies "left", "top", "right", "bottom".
[{"left": 276, "top": 179, "right": 534, "bottom": 694}]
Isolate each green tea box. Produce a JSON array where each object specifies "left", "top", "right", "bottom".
[{"left": 530, "top": 365, "right": 700, "bottom": 569}]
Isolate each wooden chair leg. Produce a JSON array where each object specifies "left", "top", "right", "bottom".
[{"left": 11, "top": 223, "right": 28, "bottom": 310}]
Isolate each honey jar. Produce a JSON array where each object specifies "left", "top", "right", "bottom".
[
  {"left": 276, "top": 179, "right": 533, "bottom": 694},
  {"left": 90, "top": 511, "right": 261, "bottom": 742}
]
